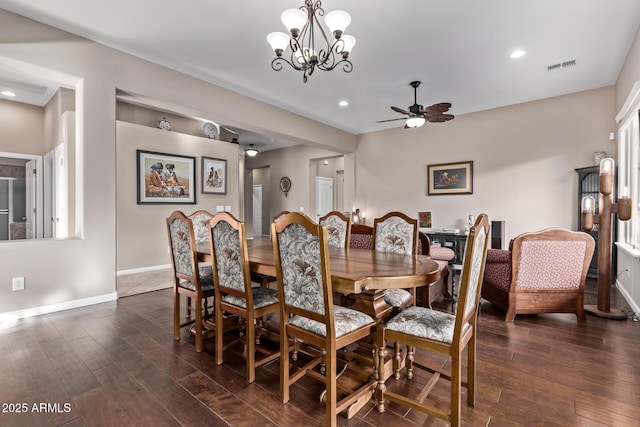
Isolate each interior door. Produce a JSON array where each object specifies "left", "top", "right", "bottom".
[
  {"left": 252, "top": 185, "right": 262, "bottom": 236},
  {"left": 316, "top": 176, "right": 333, "bottom": 219}
]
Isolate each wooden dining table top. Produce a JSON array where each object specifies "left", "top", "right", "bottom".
[{"left": 197, "top": 236, "right": 441, "bottom": 295}]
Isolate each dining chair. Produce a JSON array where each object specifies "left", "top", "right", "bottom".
[
  {"left": 374, "top": 214, "right": 490, "bottom": 426},
  {"left": 373, "top": 211, "right": 419, "bottom": 311},
  {"left": 187, "top": 210, "right": 215, "bottom": 317},
  {"left": 208, "top": 212, "right": 281, "bottom": 383},
  {"left": 166, "top": 210, "right": 216, "bottom": 352},
  {"left": 272, "top": 212, "right": 377, "bottom": 426},
  {"left": 319, "top": 210, "right": 351, "bottom": 248}
]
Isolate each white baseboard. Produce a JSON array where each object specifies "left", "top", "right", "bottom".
[
  {"left": 616, "top": 280, "right": 640, "bottom": 316},
  {"left": 117, "top": 264, "right": 171, "bottom": 276},
  {"left": 0, "top": 292, "right": 118, "bottom": 324}
]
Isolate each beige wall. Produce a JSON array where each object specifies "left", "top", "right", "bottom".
[
  {"left": 245, "top": 145, "right": 353, "bottom": 225},
  {"left": 0, "top": 98, "right": 44, "bottom": 155},
  {"left": 355, "top": 87, "right": 616, "bottom": 242},
  {"left": 616, "top": 26, "right": 640, "bottom": 112},
  {"left": 116, "top": 121, "right": 241, "bottom": 271},
  {"left": 0, "top": 9, "right": 356, "bottom": 316}
]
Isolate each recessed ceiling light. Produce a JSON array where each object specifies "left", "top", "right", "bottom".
[
  {"left": 1, "top": 90, "right": 16, "bottom": 97},
  {"left": 510, "top": 49, "right": 526, "bottom": 59},
  {"left": 338, "top": 100, "right": 349, "bottom": 107}
]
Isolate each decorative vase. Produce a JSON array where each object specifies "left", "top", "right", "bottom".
[{"left": 593, "top": 151, "right": 607, "bottom": 166}]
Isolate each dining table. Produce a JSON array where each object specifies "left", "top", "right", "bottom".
[
  {"left": 196, "top": 235, "right": 441, "bottom": 418},
  {"left": 197, "top": 236, "right": 441, "bottom": 321}
]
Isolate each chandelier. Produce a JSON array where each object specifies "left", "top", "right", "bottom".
[{"left": 266, "top": 1, "right": 356, "bottom": 83}]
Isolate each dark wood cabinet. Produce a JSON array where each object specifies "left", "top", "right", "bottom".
[{"left": 575, "top": 165, "right": 616, "bottom": 280}]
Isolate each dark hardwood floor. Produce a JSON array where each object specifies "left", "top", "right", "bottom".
[{"left": 1, "top": 279, "right": 638, "bottom": 426}]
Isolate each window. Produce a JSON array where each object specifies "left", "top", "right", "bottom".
[{"left": 617, "top": 82, "right": 640, "bottom": 253}]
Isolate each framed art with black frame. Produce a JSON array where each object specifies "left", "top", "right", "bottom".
[{"left": 136, "top": 149, "right": 196, "bottom": 204}]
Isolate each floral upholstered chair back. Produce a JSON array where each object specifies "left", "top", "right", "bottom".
[
  {"left": 189, "top": 210, "right": 214, "bottom": 243},
  {"left": 319, "top": 211, "right": 351, "bottom": 248},
  {"left": 166, "top": 211, "right": 197, "bottom": 280},
  {"left": 273, "top": 213, "right": 330, "bottom": 318},
  {"left": 457, "top": 214, "right": 490, "bottom": 320},
  {"left": 373, "top": 212, "right": 418, "bottom": 255},
  {"left": 512, "top": 230, "right": 595, "bottom": 292},
  {"left": 210, "top": 214, "right": 247, "bottom": 296}
]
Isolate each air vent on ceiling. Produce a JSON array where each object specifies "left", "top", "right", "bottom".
[{"left": 547, "top": 59, "right": 577, "bottom": 72}]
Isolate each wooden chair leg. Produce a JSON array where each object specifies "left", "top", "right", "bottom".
[
  {"left": 451, "top": 350, "right": 462, "bottom": 427},
  {"left": 173, "top": 289, "right": 181, "bottom": 340},
  {"left": 194, "top": 295, "right": 204, "bottom": 352},
  {"left": 467, "top": 333, "right": 476, "bottom": 405},
  {"left": 393, "top": 342, "right": 401, "bottom": 379},
  {"left": 246, "top": 316, "right": 256, "bottom": 383},
  {"left": 375, "top": 329, "right": 386, "bottom": 413},
  {"left": 215, "top": 301, "right": 224, "bottom": 364},
  {"left": 325, "top": 348, "right": 337, "bottom": 427},
  {"left": 406, "top": 345, "right": 415, "bottom": 380},
  {"left": 186, "top": 296, "right": 192, "bottom": 319},
  {"left": 280, "top": 327, "right": 290, "bottom": 403}
]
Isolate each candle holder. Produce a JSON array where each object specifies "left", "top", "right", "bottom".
[{"left": 580, "top": 157, "right": 630, "bottom": 320}]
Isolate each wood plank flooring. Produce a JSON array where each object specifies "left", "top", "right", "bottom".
[{"left": 0, "top": 280, "right": 638, "bottom": 426}]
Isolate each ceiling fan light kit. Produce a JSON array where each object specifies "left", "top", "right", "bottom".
[
  {"left": 245, "top": 144, "right": 259, "bottom": 157},
  {"left": 376, "top": 81, "right": 454, "bottom": 129},
  {"left": 267, "top": 0, "right": 356, "bottom": 83}
]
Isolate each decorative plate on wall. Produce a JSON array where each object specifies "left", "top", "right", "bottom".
[
  {"left": 203, "top": 122, "right": 218, "bottom": 139},
  {"left": 280, "top": 176, "right": 291, "bottom": 197}
]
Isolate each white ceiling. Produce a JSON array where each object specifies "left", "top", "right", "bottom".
[{"left": 1, "top": 0, "right": 639, "bottom": 142}]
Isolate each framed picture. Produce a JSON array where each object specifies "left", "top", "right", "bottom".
[
  {"left": 137, "top": 149, "right": 196, "bottom": 204},
  {"left": 427, "top": 161, "right": 473, "bottom": 195},
  {"left": 201, "top": 156, "right": 227, "bottom": 195},
  {"left": 418, "top": 211, "right": 432, "bottom": 228}
]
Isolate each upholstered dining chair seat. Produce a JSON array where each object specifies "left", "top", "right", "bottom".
[
  {"left": 179, "top": 274, "right": 215, "bottom": 292},
  {"left": 289, "top": 306, "right": 374, "bottom": 338},
  {"left": 385, "top": 306, "right": 459, "bottom": 345},
  {"left": 383, "top": 288, "right": 413, "bottom": 308},
  {"left": 222, "top": 286, "right": 279, "bottom": 309}
]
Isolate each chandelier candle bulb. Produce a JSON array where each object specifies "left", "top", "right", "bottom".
[
  {"left": 581, "top": 196, "right": 595, "bottom": 231},
  {"left": 618, "top": 187, "right": 632, "bottom": 221},
  {"left": 599, "top": 158, "right": 614, "bottom": 196}
]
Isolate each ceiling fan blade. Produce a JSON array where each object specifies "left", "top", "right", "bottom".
[
  {"left": 391, "top": 106, "right": 410, "bottom": 115},
  {"left": 426, "top": 113, "right": 455, "bottom": 123},
  {"left": 376, "top": 117, "right": 407, "bottom": 123},
  {"left": 432, "top": 102, "right": 452, "bottom": 111}
]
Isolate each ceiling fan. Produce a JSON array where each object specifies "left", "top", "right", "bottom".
[{"left": 376, "top": 81, "right": 454, "bottom": 128}]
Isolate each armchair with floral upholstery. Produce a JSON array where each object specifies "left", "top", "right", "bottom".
[{"left": 481, "top": 228, "right": 595, "bottom": 321}]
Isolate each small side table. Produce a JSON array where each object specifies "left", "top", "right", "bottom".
[{"left": 450, "top": 263, "right": 463, "bottom": 312}]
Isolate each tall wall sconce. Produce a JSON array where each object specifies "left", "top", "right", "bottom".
[
  {"left": 352, "top": 208, "right": 365, "bottom": 225},
  {"left": 581, "top": 157, "right": 631, "bottom": 319}
]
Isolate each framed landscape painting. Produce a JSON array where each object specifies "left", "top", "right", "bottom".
[
  {"left": 201, "top": 157, "right": 227, "bottom": 195},
  {"left": 137, "top": 150, "right": 196, "bottom": 204},
  {"left": 427, "top": 161, "right": 473, "bottom": 195}
]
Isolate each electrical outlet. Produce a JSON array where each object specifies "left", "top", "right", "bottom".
[{"left": 12, "top": 277, "right": 25, "bottom": 291}]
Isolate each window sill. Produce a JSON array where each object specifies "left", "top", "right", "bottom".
[{"left": 615, "top": 241, "right": 640, "bottom": 259}]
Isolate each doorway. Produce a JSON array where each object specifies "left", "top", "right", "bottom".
[
  {"left": 316, "top": 176, "right": 333, "bottom": 220},
  {"left": 253, "top": 184, "right": 263, "bottom": 236}
]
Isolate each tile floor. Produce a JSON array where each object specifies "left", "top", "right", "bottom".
[{"left": 116, "top": 268, "right": 174, "bottom": 297}]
